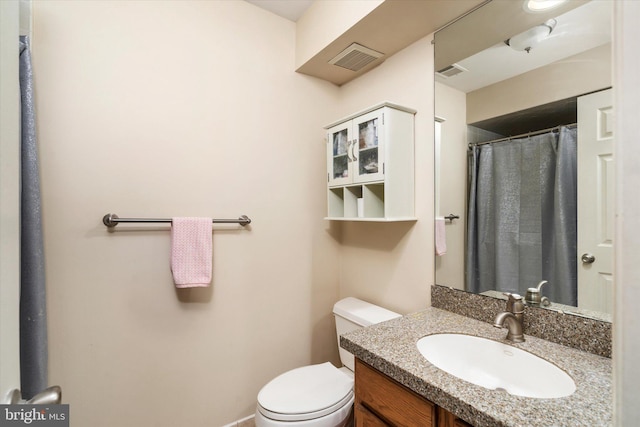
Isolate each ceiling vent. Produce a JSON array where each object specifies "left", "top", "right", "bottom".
[
  {"left": 329, "top": 43, "right": 384, "bottom": 72},
  {"left": 436, "top": 63, "right": 468, "bottom": 78}
]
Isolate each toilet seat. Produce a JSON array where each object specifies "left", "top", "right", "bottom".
[{"left": 257, "top": 362, "right": 354, "bottom": 422}]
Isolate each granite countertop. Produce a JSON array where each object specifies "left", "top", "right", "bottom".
[{"left": 340, "top": 307, "right": 612, "bottom": 427}]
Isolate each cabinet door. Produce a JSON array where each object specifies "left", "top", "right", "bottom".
[
  {"left": 355, "top": 403, "right": 390, "bottom": 427},
  {"left": 355, "top": 359, "right": 436, "bottom": 426},
  {"left": 352, "top": 109, "right": 385, "bottom": 184},
  {"left": 327, "top": 121, "right": 353, "bottom": 187}
]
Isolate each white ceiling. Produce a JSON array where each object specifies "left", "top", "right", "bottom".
[
  {"left": 243, "top": 0, "right": 609, "bottom": 93},
  {"left": 245, "top": 0, "right": 313, "bottom": 22},
  {"left": 436, "top": 1, "right": 611, "bottom": 93}
]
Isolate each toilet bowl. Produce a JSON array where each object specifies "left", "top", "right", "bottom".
[
  {"left": 255, "top": 298, "right": 401, "bottom": 427},
  {"left": 255, "top": 363, "right": 354, "bottom": 427}
]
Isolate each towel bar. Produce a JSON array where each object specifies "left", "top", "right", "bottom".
[{"left": 102, "top": 213, "right": 251, "bottom": 228}]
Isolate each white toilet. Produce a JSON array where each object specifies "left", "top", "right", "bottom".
[{"left": 255, "top": 297, "right": 401, "bottom": 427}]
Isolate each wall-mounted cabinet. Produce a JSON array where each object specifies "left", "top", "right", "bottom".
[{"left": 325, "top": 102, "right": 416, "bottom": 221}]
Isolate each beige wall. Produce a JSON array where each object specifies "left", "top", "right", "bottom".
[
  {"left": 33, "top": 1, "right": 341, "bottom": 425},
  {"left": 335, "top": 36, "right": 435, "bottom": 315},
  {"left": 0, "top": 0, "right": 21, "bottom": 395},
  {"left": 34, "top": 0, "right": 438, "bottom": 424},
  {"left": 434, "top": 83, "right": 466, "bottom": 290}
]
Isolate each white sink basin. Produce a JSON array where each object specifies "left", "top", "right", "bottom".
[{"left": 416, "top": 333, "right": 576, "bottom": 398}]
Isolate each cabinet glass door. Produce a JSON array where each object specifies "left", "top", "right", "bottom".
[
  {"left": 353, "top": 110, "right": 385, "bottom": 183},
  {"left": 327, "top": 123, "right": 352, "bottom": 187}
]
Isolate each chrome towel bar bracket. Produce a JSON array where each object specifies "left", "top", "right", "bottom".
[
  {"left": 102, "top": 213, "right": 251, "bottom": 228},
  {"left": 444, "top": 214, "right": 460, "bottom": 222}
]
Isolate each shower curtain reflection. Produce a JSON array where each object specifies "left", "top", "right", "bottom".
[
  {"left": 467, "top": 126, "right": 577, "bottom": 306},
  {"left": 19, "top": 35, "right": 48, "bottom": 400}
]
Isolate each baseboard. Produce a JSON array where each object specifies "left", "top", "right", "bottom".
[{"left": 221, "top": 414, "right": 255, "bottom": 427}]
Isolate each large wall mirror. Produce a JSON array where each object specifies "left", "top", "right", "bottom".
[{"left": 434, "top": 0, "right": 612, "bottom": 321}]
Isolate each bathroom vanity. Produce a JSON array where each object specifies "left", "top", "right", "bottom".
[{"left": 341, "top": 306, "right": 612, "bottom": 426}]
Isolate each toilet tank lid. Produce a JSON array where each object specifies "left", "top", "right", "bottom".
[{"left": 333, "top": 297, "right": 401, "bottom": 327}]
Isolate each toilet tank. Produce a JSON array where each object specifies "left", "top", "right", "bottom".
[{"left": 333, "top": 297, "right": 401, "bottom": 372}]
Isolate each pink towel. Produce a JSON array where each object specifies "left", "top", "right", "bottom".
[
  {"left": 435, "top": 217, "right": 447, "bottom": 256},
  {"left": 170, "top": 217, "right": 213, "bottom": 288}
]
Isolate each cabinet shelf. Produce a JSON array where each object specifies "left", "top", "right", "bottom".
[{"left": 324, "top": 217, "right": 418, "bottom": 222}]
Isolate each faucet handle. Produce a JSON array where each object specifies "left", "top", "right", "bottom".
[
  {"left": 536, "top": 280, "right": 548, "bottom": 291},
  {"left": 502, "top": 292, "right": 523, "bottom": 301},
  {"left": 503, "top": 292, "right": 524, "bottom": 313}
]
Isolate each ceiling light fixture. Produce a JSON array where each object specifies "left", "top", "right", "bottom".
[
  {"left": 524, "top": 0, "right": 568, "bottom": 13},
  {"left": 505, "top": 19, "right": 556, "bottom": 53}
]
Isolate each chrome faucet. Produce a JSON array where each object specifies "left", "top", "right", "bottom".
[{"left": 494, "top": 293, "right": 525, "bottom": 343}]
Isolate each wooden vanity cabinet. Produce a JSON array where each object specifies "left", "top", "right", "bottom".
[
  {"left": 354, "top": 359, "right": 472, "bottom": 427},
  {"left": 437, "top": 408, "right": 474, "bottom": 427}
]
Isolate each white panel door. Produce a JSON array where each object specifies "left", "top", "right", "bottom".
[{"left": 577, "top": 88, "right": 614, "bottom": 314}]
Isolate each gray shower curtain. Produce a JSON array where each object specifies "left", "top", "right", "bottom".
[
  {"left": 466, "top": 127, "right": 577, "bottom": 306},
  {"left": 19, "top": 35, "right": 48, "bottom": 400}
]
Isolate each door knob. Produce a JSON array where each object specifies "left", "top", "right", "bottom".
[{"left": 581, "top": 253, "right": 596, "bottom": 264}]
